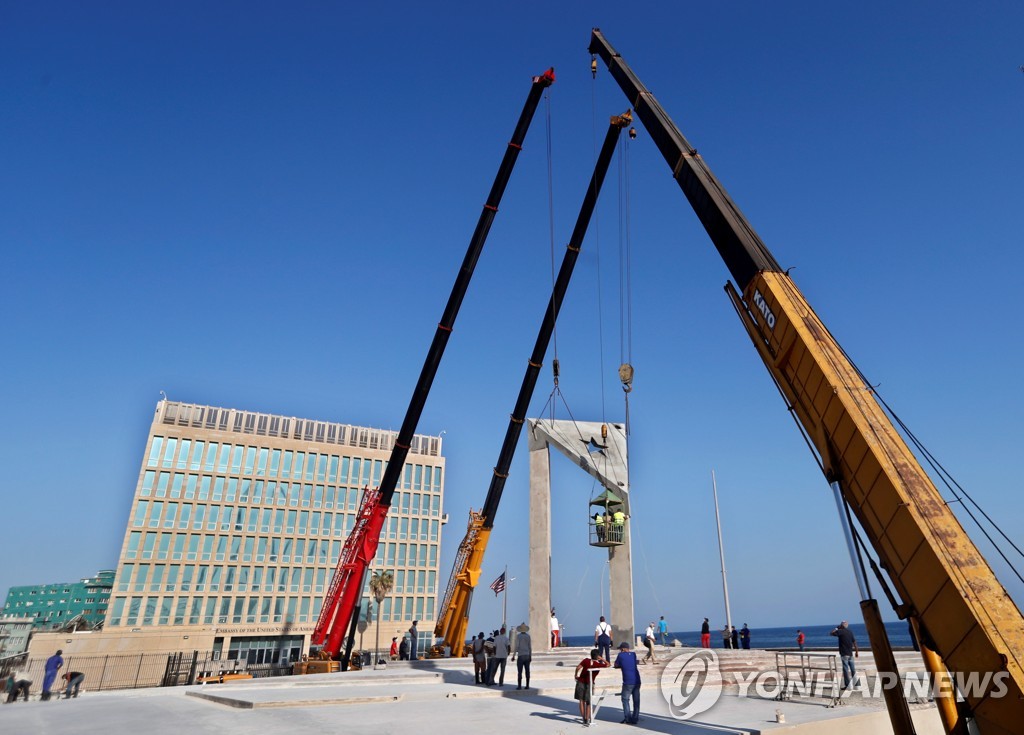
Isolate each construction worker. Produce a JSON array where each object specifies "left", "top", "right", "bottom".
[{"left": 612, "top": 510, "right": 625, "bottom": 542}]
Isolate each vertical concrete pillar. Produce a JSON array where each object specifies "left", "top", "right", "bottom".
[
  {"left": 529, "top": 442, "right": 553, "bottom": 650},
  {"left": 608, "top": 521, "right": 635, "bottom": 648}
]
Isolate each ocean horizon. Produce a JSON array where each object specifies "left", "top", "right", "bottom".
[{"left": 563, "top": 621, "right": 914, "bottom": 651}]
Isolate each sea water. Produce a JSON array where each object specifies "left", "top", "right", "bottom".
[{"left": 564, "top": 621, "right": 914, "bottom": 650}]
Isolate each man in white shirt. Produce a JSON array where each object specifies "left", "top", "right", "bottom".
[
  {"left": 643, "top": 622, "right": 657, "bottom": 663},
  {"left": 550, "top": 608, "right": 560, "bottom": 648},
  {"left": 492, "top": 626, "right": 510, "bottom": 686},
  {"left": 594, "top": 615, "right": 613, "bottom": 661}
]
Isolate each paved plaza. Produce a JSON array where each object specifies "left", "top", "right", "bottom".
[{"left": 1, "top": 648, "right": 944, "bottom": 735}]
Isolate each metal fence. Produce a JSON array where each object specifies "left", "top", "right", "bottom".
[{"left": 5, "top": 650, "right": 295, "bottom": 696}]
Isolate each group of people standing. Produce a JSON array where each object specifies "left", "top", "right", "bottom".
[
  {"left": 470, "top": 623, "right": 533, "bottom": 689},
  {"left": 720, "top": 623, "right": 752, "bottom": 649},
  {"left": 388, "top": 620, "right": 421, "bottom": 661},
  {"left": 3, "top": 649, "right": 85, "bottom": 703}
]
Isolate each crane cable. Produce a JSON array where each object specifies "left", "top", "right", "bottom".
[{"left": 617, "top": 119, "right": 636, "bottom": 435}]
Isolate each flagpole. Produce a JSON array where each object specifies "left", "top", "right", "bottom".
[
  {"left": 712, "top": 470, "right": 733, "bottom": 636},
  {"left": 502, "top": 565, "right": 508, "bottom": 629}
]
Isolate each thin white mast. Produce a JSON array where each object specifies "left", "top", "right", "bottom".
[{"left": 712, "top": 470, "right": 733, "bottom": 636}]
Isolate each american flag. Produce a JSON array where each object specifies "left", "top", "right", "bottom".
[{"left": 489, "top": 572, "right": 506, "bottom": 596}]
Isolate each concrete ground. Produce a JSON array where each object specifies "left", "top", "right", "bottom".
[{"left": 0, "top": 648, "right": 945, "bottom": 735}]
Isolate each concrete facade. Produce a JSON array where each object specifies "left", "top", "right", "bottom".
[{"left": 29, "top": 399, "right": 446, "bottom": 665}]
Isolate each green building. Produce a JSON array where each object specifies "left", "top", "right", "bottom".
[{"left": 2, "top": 570, "right": 115, "bottom": 630}]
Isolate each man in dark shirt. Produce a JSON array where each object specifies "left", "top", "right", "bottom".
[
  {"left": 700, "top": 618, "right": 711, "bottom": 648},
  {"left": 830, "top": 621, "right": 859, "bottom": 688},
  {"left": 614, "top": 641, "right": 641, "bottom": 724}
]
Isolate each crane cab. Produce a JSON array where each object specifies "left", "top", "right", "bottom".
[{"left": 589, "top": 489, "right": 625, "bottom": 547}]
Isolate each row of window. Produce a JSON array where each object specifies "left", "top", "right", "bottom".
[
  {"left": 116, "top": 563, "right": 435, "bottom": 596},
  {"left": 122, "top": 531, "right": 439, "bottom": 568},
  {"left": 129, "top": 503, "right": 441, "bottom": 541},
  {"left": 108, "top": 593, "right": 435, "bottom": 627},
  {"left": 138, "top": 472, "right": 441, "bottom": 517},
  {"left": 147, "top": 438, "right": 442, "bottom": 492}
]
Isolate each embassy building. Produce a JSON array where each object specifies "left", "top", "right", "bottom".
[{"left": 29, "top": 400, "right": 445, "bottom": 664}]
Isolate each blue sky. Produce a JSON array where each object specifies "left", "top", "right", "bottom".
[{"left": 3, "top": 2, "right": 1023, "bottom": 638}]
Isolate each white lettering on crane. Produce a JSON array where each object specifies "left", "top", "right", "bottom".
[{"left": 752, "top": 290, "right": 777, "bottom": 330}]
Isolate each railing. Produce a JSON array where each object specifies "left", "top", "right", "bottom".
[{"left": 774, "top": 651, "right": 842, "bottom": 707}]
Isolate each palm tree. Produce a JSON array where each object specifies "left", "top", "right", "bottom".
[{"left": 369, "top": 570, "right": 394, "bottom": 669}]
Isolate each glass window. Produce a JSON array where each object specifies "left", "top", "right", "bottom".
[
  {"left": 226, "top": 478, "right": 237, "bottom": 502},
  {"left": 133, "top": 501, "right": 150, "bottom": 527},
  {"left": 414, "top": 465, "right": 422, "bottom": 491},
  {"left": 230, "top": 445, "right": 243, "bottom": 473},
  {"left": 156, "top": 473, "right": 169, "bottom": 498},
  {"left": 199, "top": 476, "right": 211, "bottom": 500},
  {"left": 311, "top": 512, "right": 321, "bottom": 534},
  {"left": 118, "top": 564, "right": 134, "bottom": 592},
  {"left": 317, "top": 456, "right": 328, "bottom": 482},
  {"left": 411, "top": 493, "right": 420, "bottom": 515},
  {"left": 147, "top": 437, "right": 164, "bottom": 467},
  {"left": 142, "top": 532, "right": 156, "bottom": 559},
  {"left": 190, "top": 441, "right": 204, "bottom": 470},
  {"left": 252, "top": 481, "right": 264, "bottom": 505},
  {"left": 185, "top": 475, "right": 197, "bottom": 499},
  {"left": 162, "top": 437, "right": 178, "bottom": 468},
  {"left": 298, "top": 511, "right": 308, "bottom": 533},
  {"left": 340, "top": 457, "right": 350, "bottom": 483},
  {"left": 434, "top": 466, "right": 442, "bottom": 492},
  {"left": 204, "top": 442, "right": 218, "bottom": 471},
  {"left": 350, "top": 458, "right": 362, "bottom": 484},
  {"left": 109, "top": 597, "right": 126, "bottom": 626},
  {"left": 173, "top": 533, "right": 186, "bottom": 557},
  {"left": 141, "top": 471, "right": 155, "bottom": 497},
  {"left": 126, "top": 596, "right": 142, "bottom": 626},
  {"left": 282, "top": 451, "right": 293, "bottom": 477},
  {"left": 149, "top": 502, "right": 163, "bottom": 528},
  {"left": 305, "top": 452, "right": 316, "bottom": 481},
  {"left": 150, "top": 564, "right": 165, "bottom": 591},
  {"left": 257, "top": 448, "right": 268, "bottom": 477},
  {"left": 270, "top": 449, "right": 281, "bottom": 476},
  {"left": 164, "top": 502, "right": 178, "bottom": 528},
  {"left": 301, "top": 484, "right": 312, "bottom": 507},
  {"left": 403, "top": 465, "right": 412, "bottom": 490},
  {"left": 430, "top": 520, "right": 439, "bottom": 541},
  {"left": 373, "top": 460, "right": 382, "bottom": 485},
  {"left": 217, "top": 444, "right": 230, "bottom": 472},
  {"left": 212, "top": 477, "right": 224, "bottom": 502},
  {"left": 193, "top": 504, "right": 206, "bottom": 530},
  {"left": 328, "top": 455, "right": 338, "bottom": 483},
  {"left": 158, "top": 533, "right": 171, "bottom": 559},
  {"left": 134, "top": 564, "right": 150, "bottom": 591},
  {"left": 288, "top": 483, "right": 300, "bottom": 507},
  {"left": 313, "top": 485, "right": 323, "bottom": 509},
  {"left": 431, "top": 495, "right": 440, "bottom": 517},
  {"left": 244, "top": 446, "right": 256, "bottom": 474},
  {"left": 177, "top": 440, "right": 191, "bottom": 469},
  {"left": 171, "top": 473, "right": 184, "bottom": 499},
  {"left": 293, "top": 452, "right": 305, "bottom": 480}
]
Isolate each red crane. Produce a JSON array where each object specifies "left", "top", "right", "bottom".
[{"left": 311, "top": 67, "right": 555, "bottom": 665}]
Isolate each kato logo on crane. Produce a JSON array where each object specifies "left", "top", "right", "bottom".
[{"left": 752, "top": 290, "right": 777, "bottom": 330}]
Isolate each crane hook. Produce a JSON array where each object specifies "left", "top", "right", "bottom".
[
  {"left": 618, "top": 363, "right": 634, "bottom": 394},
  {"left": 591, "top": 57, "right": 598, "bottom": 79},
  {"left": 629, "top": 127, "right": 637, "bottom": 140},
  {"left": 553, "top": 357, "right": 560, "bottom": 387}
]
